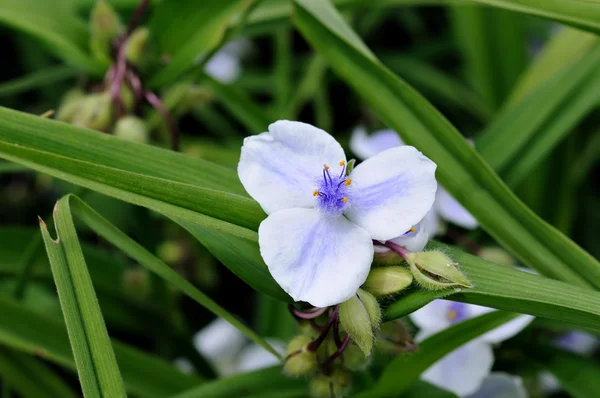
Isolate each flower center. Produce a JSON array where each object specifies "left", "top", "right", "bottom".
[
  {"left": 313, "top": 161, "right": 351, "bottom": 216},
  {"left": 446, "top": 302, "right": 468, "bottom": 323}
]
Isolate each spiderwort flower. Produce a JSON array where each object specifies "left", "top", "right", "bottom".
[
  {"left": 350, "top": 127, "right": 477, "bottom": 236},
  {"left": 238, "top": 121, "right": 437, "bottom": 307},
  {"left": 202, "top": 39, "right": 249, "bottom": 83},
  {"left": 410, "top": 300, "right": 534, "bottom": 396}
]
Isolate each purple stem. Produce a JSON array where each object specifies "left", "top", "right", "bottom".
[
  {"left": 289, "top": 306, "right": 328, "bottom": 320},
  {"left": 126, "top": 70, "right": 143, "bottom": 103},
  {"left": 332, "top": 316, "right": 343, "bottom": 348},
  {"left": 381, "top": 240, "right": 411, "bottom": 260},
  {"left": 307, "top": 306, "right": 338, "bottom": 352},
  {"left": 322, "top": 334, "right": 351, "bottom": 375},
  {"left": 144, "top": 90, "right": 179, "bottom": 151},
  {"left": 110, "top": 43, "right": 128, "bottom": 115},
  {"left": 127, "top": 0, "right": 152, "bottom": 36}
]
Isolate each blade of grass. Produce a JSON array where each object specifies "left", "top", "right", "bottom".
[
  {"left": 0, "top": 65, "right": 76, "bottom": 98},
  {"left": 40, "top": 198, "right": 126, "bottom": 397}
]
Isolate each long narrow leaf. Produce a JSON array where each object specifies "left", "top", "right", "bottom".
[{"left": 40, "top": 198, "right": 126, "bottom": 397}]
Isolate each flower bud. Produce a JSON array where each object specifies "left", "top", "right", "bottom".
[
  {"left": 122, "top": 267, "right": 151, "bottom": 299},
  {"left": 341, "top": 342, "right": 370, "bottom": 371},
  {"left": 157, "top": 240, "right": 186, "bottom": 265},
  {"left": 310, "top": 368, "right": 352, "bottom": 398},
  {"left": 478, "top": 247, "right": 516, "bottom": 267},
  {"left": 376, "top": 320, "right": 418, "bottom": 354},
  {"left": 372, "top": 246, "right": 404, "bottom": 266},
  {"left": 339, "top": 289, "right": 381, "bottom": 356},
  {"left": 407, "top": 251, "right": 471, "bottom": 290},
  {"left": 284, "top": 335, "right": 318, "bottom": 376},
  {"left": 114, "top": 116, "right": 149, "bottom": 144},
  {"left": 72, "top": 93, "right": 113, "bottom": 131},
  {"left": 126, "top": 27, "right": 150, "bottom": 67},
  {"left": 345, "top": 159, "right": 355, "bottom": 176},
  {"left": 362, "top": 266, "right": 413, "bottom": 297},
  {"left": 90, "top": 0, "right": 123, "bottom": 42},
  {"left": 56, "top": 88, "right": 85, "bottom": 122}
]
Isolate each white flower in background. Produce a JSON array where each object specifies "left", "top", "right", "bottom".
[
  {"left": 539, "top": 330, "right": 598, "bottom": 393},
  {"left": 410, "top": 300, "right": 534, "bottom": 397},
  {"left": 238, "top": 121, "right": 437, "bottom": 307},
  {"left": 202, "top": 39, "right": 250, "bottom": 84},
  {"left": 350, "top": 126, "right": 477, "bottom": 237},
  {"left": 177, "top": 318, "right": 285, "bottom": 376},
  {"left": 466, "top": 373, "right": 527, "bottom": 398}
]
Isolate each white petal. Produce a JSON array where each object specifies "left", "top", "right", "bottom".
[
  {"left": 422, "top": 340, "right": 494, "bottom": 397},
  {"left": 193, "top": 318, "right": 247, "bottom": 362},
  {"left": 258, "top": 208, "right": 373, "bottom": 307},
  {"left": 349, "top": 127, "right": 404, "bottom": 160},
  {"left": 204, "top": 50, "right": 241, "bottom": 83},
  {"left": 466, "top": 373, "right": 527, "bottom": 398},
  {"left": 480, "top": 314, "right": 534, "bottom": 344},
  {"left": 422, "top": 209, "right": 445, "bottom": 237},
  {"left": 345, "top": 146, "right": 437, "bottom": 241},
  {"left": 388, "top": 222, "right": 429, "bottom": 252},
  {"left": 238, "top": 121, "right": 346, "bottom": 214},
  {"left": 539, "top": 371, "right": 561, "bottom": 393},
  {"left": 235, "top": 339, "right": 285, "bottom": 373},
  {"left": 410, "top": 300, "right": 454, "bottom": 335},
  {"left": 173, "top": 358, "right": 194, "bottom": 374},
  {"left": 435, "top": 187, "right": 478, "bottom": 230}
]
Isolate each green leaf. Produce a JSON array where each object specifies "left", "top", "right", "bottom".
[
  {"left": 529, "top": 345, "right": 600, "bottom": 398},
  {"left": 359, "top": 311, "right": 519, "bottom": 397},
  {"left": 385, "top": 242, "right": 600, "bottom": 334},
  {"left": 149, "top": 0, "right": 248, "bottom": 87},
  {"left": 40, "top": 198, "right": 126, "bottom": 398},
  {"left": 67, "top": 195, "right": 282, "bottom": 358},
  {"left": 171, "top": 366, "right": 306, "bottom": 398},
  {"left": 292, "top": 0, "right": 600, "bottom": 288},
  {"left": 450, "top": 5, "right": 526, "bottom": 110},
  {"left": 0, "top": 0, "right": 102, "bottom": 74},
  {"left": 476, "top": 42, "right": 600, "bottom": 186},
  {"left": 0, "top": 296, "right": 201, "bottom": 397},
  {"left": 0, "top": 347, "right": 77, "bottom": 398},
  {"left": 401, "top": 380, "right": 458, "bottom": 398}
]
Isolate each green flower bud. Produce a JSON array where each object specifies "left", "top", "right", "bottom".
[
  {"left": 310, "top": 369, "right": 352, "bottom": 398},
  {"left": 90, "top": 0, "right": 124, "bottom": 42},
  {"left": 478, "top": 247, "right": 517, "bottom": 267},
  {"left": 56, "top": 88, "right": 85, "bottom": 122},
  {"left": 125, "top": 27, "right": 150, "bottom": 67},
  {"left": 120, "top": 85, "right": 136, "bottom": 114},
  {"left": 298, "top": 321, "right": 320, "bottom": 338},
  {"left": 339, "top": 289, "right": 381, "bottom": 356},
  {"left": 362, "top": 266, "right": 413, "bottom": 296},
  {"left": 372, "top": 249, "right": 404, "bottom": 266},
  {"left": 114, "top": 116, "right": 149, "bottom": 144},
  {"left": 122, "top": 267, "right": 151, "bottom": 299},
  {"left": 345, "top": 159, "right": 355, "bottom": 176},
  {"left": 341, "top": 342, "right": 370, "bottom": 371},
  {"left": 72, "top": 93, "right": 113, "bottom": 131},
  {"left": 284, "top": 335, "right": 318, "bottom": 376},
  {"left": 407, "top": 251, "right": 471, "bottom": 290},
  {"left": 156, "top": 240, "right": 186, "bottom": 265},
  {"left": 376, "top": 320, "right": 417, "bottom": 354}
]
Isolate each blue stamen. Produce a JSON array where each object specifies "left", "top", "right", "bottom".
[{"left": 315, "top": 162, "right": 351, "bottom": 216}]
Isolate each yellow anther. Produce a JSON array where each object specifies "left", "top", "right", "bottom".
[
  {"left": 409, "top": 227, "right": 416, "bottom": 233},
  {"left": 339, "top": 160, "right": 345, "bottom": 166},
  {"left": 313, "top": 190, "right": 319, "bottom": 197},
  {"left": 344, "top": 179, "right": 352, "bottom": 186},
  {"left": 343, "top": 197, "right": 348, "bottom": 203},
  {"left": 447, "top": 309, "right": 457, "bottom": 321},
  {"left": 323, "top": 164, "right": 330, "bottom": 170}
]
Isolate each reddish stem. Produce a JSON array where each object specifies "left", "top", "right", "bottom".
[
  {"left": 127, "top": 0, "right": 152, "bottom": 36},
  {"left": 381, "top": 240, "right": 411, "bottom": 260},
  {"left": 144, "top": 90, "right": 178, "bottom": 151},
  {"left": 322, "top": 334, "right": 351, "bottom": 375},
  {"left": 289, "top": 305, "right": 328, "bottom": 320},
  {"left": 307, "top": 306, "right": 338, "bottom": 352}
]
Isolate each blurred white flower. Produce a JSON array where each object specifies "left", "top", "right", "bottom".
[
  {"left": 466, "top": 373, "right": 527, "bottom": 398},
  {"left": 410, "top": 300, "right": 534, "bottom": 396},
  {"left": 350, "top": 126, "right": 477, "bottom": 237},
  {"left": 175, "top": 318, "right": 285, "bottom": 376},
  {"left": 201, "top": 38, "right": 250, "bottom": 83}
]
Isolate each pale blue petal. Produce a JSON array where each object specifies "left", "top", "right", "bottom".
[
  {"left": 345, "top": 146, "right": 437, "bottom": 241},
  {"left": 238, "top": 121, "right": 346, "bottom": 214},
  {"left": 388, "top": 222, "right": 429, "bottom": 252},
  {"left": 258, "top": 208, "right": 373, "bottom": 307},
  {"left": 466, "top": 373, "right": 527, "bottom": 398},
  {"left": 349, "top": 126, "right": 404, "bottom": 160},
  {"left": 435, "top": 187, "right": 478, "bottom": 230}
]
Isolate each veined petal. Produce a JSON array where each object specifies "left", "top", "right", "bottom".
[
  {"left": 349, "top": 126, "right": 403, "bottom": 160},
  {"left": 466, "top": 373, "right": 527, "bottom": 398},
  {"left": 422, "top": 340, "right": 494, "bottom": 397},
  {"left": 410, "top": 300, "right": 454, "bottom": 334},
  {"left": 238, "top": 121, "right": 346, "bottom": 214},
  {"left": 345, "top": 146, "right": 437, "bottom": 241},
  {"left": 258, "top": 208, "right": 373, "bottom": 307},
  {"left": 435, "top": 187, "right": 478, "bottom": 230},
  {"left": 193, "top": 318, "right": 246, "bottom": 362},
  {"left": 467, "top": 305, "right": 534, "bottom": 344}
]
